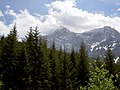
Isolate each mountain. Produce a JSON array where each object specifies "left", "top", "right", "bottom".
[
  {"left": 47, "top": 26, "right": 120, "bottom": 59},
  {"left": 47, "top": 26, "right": 83, "bottom": 50}
]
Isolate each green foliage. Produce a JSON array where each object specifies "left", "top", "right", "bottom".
[
  {"left": 39, "top": 38, "right": 51, "bottom": 90},
  {"left": 15, "top": 42, "right": 28, "bottom": 89},
  {"left": 59, "top": 49, "right": 72, "bottom": 90},
  {"left": 69, "top": 48, "right": 78, "bottom": 89},
  {"left": 0, "top": 26, "right": 119, "bottom": 90},
  {"left": 25, "top": 27, "right": 51, "bottom": 89},
  {"left": 80, "top": 63, "right": 116, "bottom": 90},
  {"left": 1, "top": 25, "right": 18, "bottom": 89},
  {"left": 114, "top": 63, "right": 120, "bottom": 89},
  {"left": 104, "top": 47, "right": 115, "bottom": 75},
  {"left": 77, "top": 41, "right": 90, "bottom": 87},
  {"left": 49, "top": 42, "right": 59, "bottom": 90}
]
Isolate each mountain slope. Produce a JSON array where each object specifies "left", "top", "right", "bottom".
[{"left": 47, "top": 26, "right": 120, "bottom": 59}]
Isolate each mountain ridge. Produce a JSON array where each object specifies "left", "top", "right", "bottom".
[{"left": 47, "top": 26, "right": 120, "bottom": 60}]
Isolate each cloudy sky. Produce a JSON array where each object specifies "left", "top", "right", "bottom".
[{"left": 0, "top": 0, "right": 120, "bottom": 37}]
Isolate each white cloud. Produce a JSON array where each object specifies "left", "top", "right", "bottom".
[
  {"left": 0, "top": 21, "right": 9, "bottom": 35},
  {"left": 116, "top": 2, "right": 120, "bottom": 6},
  {"left": 0, "top": 10, "right": 4, "bottom": 16},
  {"left": 46, "top": 0, "right": 120, "bottom": 33},
  {"left": 1, "top": 0, "right": 120, "bottom": 37},
  {"left": 5, "top": 5, "right": 11, "bottom": 9},
  {"left": 117, "top": 8, "right": 120, "bottom": 11},
  {"left": 0, "top": 8, "right": 59, "bottom": 37}
]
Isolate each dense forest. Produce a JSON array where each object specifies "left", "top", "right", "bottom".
[{"left": 0, "top": 25, "right": 120, "bottom": 90}]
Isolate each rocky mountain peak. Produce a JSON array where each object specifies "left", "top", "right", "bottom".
[
  {"left": 103, "top": 26, "right": 112, "bottom": 29},
  {"left": 54, "top": 26, "right": 71, "bottom": 35},
  {"left": 47, "top": 26, "right": 120, "bottom": 60}
]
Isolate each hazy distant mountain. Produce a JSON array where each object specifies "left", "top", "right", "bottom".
[{"left": 47, "top": 26, "right": 120, "bottom": 59}]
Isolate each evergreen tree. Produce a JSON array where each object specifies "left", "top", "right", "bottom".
[
  {"left": 104, "top": 47, "right": 115, "bottom": 75},
  {"left": 14, "top": 42, "right": 28, "bottom": 89},
  {"left": 1, "top": 25, "right": 120, "bottom": 90},
  {"left": 25, "top": 27, "right": 35, "bottom": 89},
  {"left": 58, "top": 48, "right": 72, "bottom": 90},
  {"left": 0, "top": 37, "right": 1, "bottom": 80},
  {"left": 49, "top": 42, "right": 59, "bottom": 90},
  {"left": 104, "top": 47, "right": 120, "bottom": 89},
  {"left": 2, "top": 25, "right": 18, "bottom": 89},
  {"left": 77, "top": 42, "right": 90, "bottom": 88},
  {"left": 0, "top": 36, "right": 4, "bottom": 79},
  {"left": 38, "top": 38, "right": 51, "bottom": 90},
  {"left": 25, "top": 27, "right": 51, "bottom": 90},
  {"left": 70, "top": 48, "right": 77, "bottom": 69},
  {"left": 0, "top": 35, "right": 5, "bottom": 89},
  {"left": 57, "top": 46, "right": 64, "bottom": 89},
  {"left": 26, "top": 27, "right": 44, "bottom": 90},
  {"left": 69, "top": 48, "right": 78, "bottom": 89}
]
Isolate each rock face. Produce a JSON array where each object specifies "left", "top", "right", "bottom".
[{"left": 47, "top": 26, "right": 120, "bottom": 59}]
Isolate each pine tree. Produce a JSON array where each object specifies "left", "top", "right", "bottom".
[
  {"left": 57, "top": 46, "right": 64, "bottom": 89},
  {"left": 25, "top": 27, "right": 35, "bottom": 89},
  {"left": 59, "top": 48, "right": 72, "bottom": 90},
  {"left": 104, "top": 47, "right": 118, "bottom": 88},
  {"left": 49, "top": 42, "right": 59, "bottom": 90},
  {"left": 104, "top": 47, "right": 115, "bottom": 75},
  {"left": 14, "top": 41, "right": 28, "bottom": 89},
  {"left": 38, "top": 38, "right": 51, "bottom": 90},
  {"left": 70, "top": 48, "right": 77, "bottom": 69},
  {"left": 0, "top": 36, "right": 4, "bottom": 79},
  {"left": 69, "top": 48, "right": 78, "bottom": 89},
  {"left": 2, "top": 25, "right": 18, "bottom": 89},
  {"left": 26, "top": 27, "right": 43, "bottom": 89},
  {"left": 0, "top": 35, "right": 5, "bottom": 89},
  {"left": 77, "top": 42, "right": 90, "bottom": 88}
]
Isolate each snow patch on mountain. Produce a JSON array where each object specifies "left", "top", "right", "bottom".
[
  {"left": 47, "top": 26, "right": 120, "bottom": 60},
  {"left": 114, "top": 57, "right": 119, "bottom": 63},
  {"left": 91, "top": 39, "right": 106, "bottom": 51},
  {"left": 103, "top": 46, "right": 108, "bottom": 50}
]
